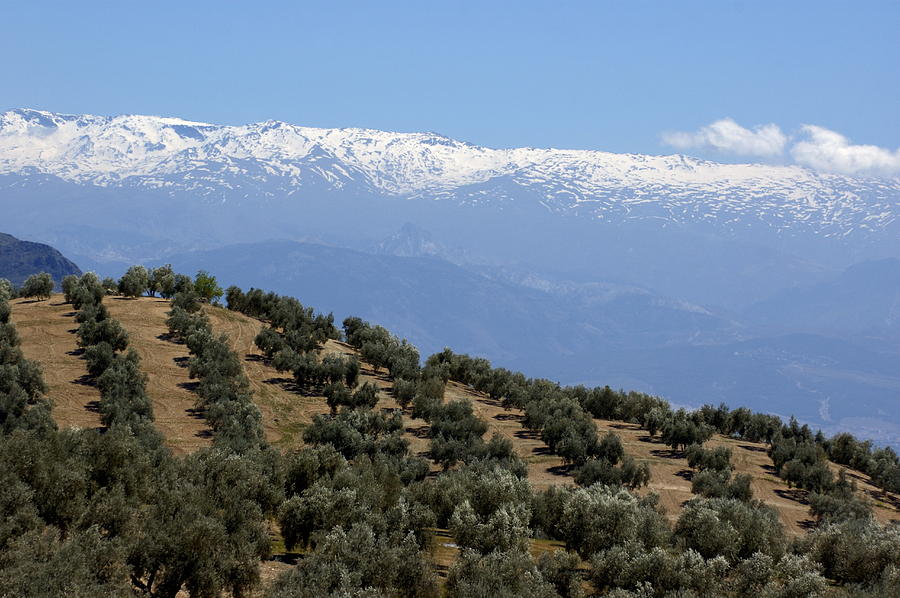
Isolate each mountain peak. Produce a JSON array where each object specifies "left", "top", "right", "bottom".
[{"left": 0, "top": 108, "right": 898, "bottom": 237}]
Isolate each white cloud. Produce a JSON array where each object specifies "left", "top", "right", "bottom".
[
  {"left": 790, "top": 125, "right": 900, "bottom": 176},
  {"left": 662, "top": 118, "right": 787, "bottom": 157}
]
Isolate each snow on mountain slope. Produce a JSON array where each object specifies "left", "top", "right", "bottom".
[{"left": 1, "top": 108, "right": 898, "bottom": 236}]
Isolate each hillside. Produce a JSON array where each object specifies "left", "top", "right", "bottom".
[
  {"left": 0, "top": 232, "right": 81, "bottom": 287},
  {"left": 11, "top": 294, "right": 898, "bottom": 535},
  {"left": 163, "top": 239, "right": 900, "bottom": 447}
]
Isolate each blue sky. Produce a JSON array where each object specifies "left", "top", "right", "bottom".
[{"left": 2, "top": 1, "right": 898, "bottom": 164}]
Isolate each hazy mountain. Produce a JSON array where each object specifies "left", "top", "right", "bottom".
[
  {"left": 375, "top": 223, "right": 449, "bottom": 258},
  {"left": 165, "top": 239, "right": 599, "bottom": 369},
  {"left": 3, "top": 108, "right": 898, "bottom": 307},
  {"left": 599, "top": 334, "right": 900, "bottom": 447},
  {"left": 162, "top": 239, "right": 743, "bottom": 368},
  {"left": 0, "top": 232, "right": 81, "bottom": 287},
  {"left": 745, "top": 258, "right": 900, "bottom": 341}
]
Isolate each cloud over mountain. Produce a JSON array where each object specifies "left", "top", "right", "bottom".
[
  {"left": 661, "top": 118, "right": 787, "bottom": 157},
  {"left": 663, "top": 118, "right": 900, "bottom": 176},
  {"left": 791, "top": 125, "right": 900, "bottom": 176}
]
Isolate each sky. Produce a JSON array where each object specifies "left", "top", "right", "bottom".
[{"left": 2, "top": 1, "right": 899, "bottom": 171}]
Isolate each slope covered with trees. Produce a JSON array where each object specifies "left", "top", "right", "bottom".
[{"left": 2, "top": 267, "right": 898, "bottom": 597}]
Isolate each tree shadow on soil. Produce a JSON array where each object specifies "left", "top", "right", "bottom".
[
  {"left": 514, "top": 429, "right": 541, "bottom": 440},
  {"left": 775, "top": 488, "right": 809, "bottom": 505},
  {"left": 494, "top": 413, "right": 522, "bottom": 422},
  {"left": 675, "top": 469, "right": 694, "bottom": 481},
  {"left": 637, "top": 434, "right": 663, "bottom": 444},
  {"left": 406, "top": 424, "right": 431, "bottom": 439},
  {"left": 547, "top": 464, "right": 575, "bottom": 477},
  {"left": 186, "top": 407, "right": 206, "bottom": 420},
  {"left": 650, "top": 448, "right": 684, "bottom": 459},
  {"left": 72, "top": 374, "right": 95, "bottom": 386}
]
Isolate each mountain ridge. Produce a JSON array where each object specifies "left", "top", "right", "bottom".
[{"left": 2, "top": 108, "right": 898, "bottom": 238}]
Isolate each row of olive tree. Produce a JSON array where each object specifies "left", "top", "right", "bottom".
[
  {"left": 401, "top": 459, "right": 853, "bottom": 598},
  {"left": 165, "top": 288, "right": 266, "bottom": 453},
  {"left": 112, "top": 265, "right": 223, "bottom": 302},
  {"left": 428, "top": 346, "right": 900, "bottom": 496},
  {"left": 1, "top": 280, "right": 283, "bottom": 598},
  {"left": 0, "top": 290, "right": 54, "bottom": 434},
  {"left": 163, "top": 276, "right": 899, "bottom": 597},
  {"left": 67, "top": 273, "right": 161, "bottom": 447}
]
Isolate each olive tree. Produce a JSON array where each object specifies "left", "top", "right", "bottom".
[
  {"left": 265, "top": 524, "right": 436, "bottom": 598},
  {"left": 590, "top": 542, "right": 729, "bottom": 597},
  {"left": 798, "top": 518, "right": 900, "bottom": 585},
  {"left": 100, "top": 277, "right": 118, "bottom": 295},
  {"left": 148, "top": 264, "right": 175, "bottom": 298},
  {"left": 557, "top": 485, "right": 670, "bottom": 558},
  {"left": 446, "top": 548, "right": 560, "bottom": 598},
  {"left": 674, "top": 497, "right": 785, "bottom": 562},
  {"left": 118, "top": 266, "right": 149, "bottom": 298},
  {"left": 20, "top": 273, "right": 54, "bottom": 300},
  {"left": 0, "top": 279, "right": 12, "bottom": 302},
  {"left": 536, "top": 550, "right": 584, "bottom": 598},
  {"left": 194, "top": 270, "right": 223, "bottom": 304},
  {"left": 450, "top": 499, "right": 531, "bottom": 554},
  {"left": 61, "top": 275, "right": 79, "bottom": 303}
]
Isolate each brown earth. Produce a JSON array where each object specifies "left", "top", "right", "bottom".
[
  {"left": 104, "top": 297, "right": 213, "bottom": 454},
  {"left": 11, "top": 295, "right": 214, "bottom": 454},
  {"left": 10, "top": 297, "right": 103, "bottom": 433},
  {"left": 11, "top": 295, "right": 899, "bottom": 535}
]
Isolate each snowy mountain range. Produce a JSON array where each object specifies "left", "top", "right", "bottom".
[{"left": 2, "top": 108, "right": 898, "bottom": 238}]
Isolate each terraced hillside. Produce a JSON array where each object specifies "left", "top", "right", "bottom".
[{"left": 10, "top": 294, "right": 899, "bottom": 533}]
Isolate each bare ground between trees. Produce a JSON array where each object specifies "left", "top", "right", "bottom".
[
  {"left": 11, "top": 296, "right": 104, "bottom": 433},
  {"left": 13, "top": 295, "right": 899, "bottom": 537}
]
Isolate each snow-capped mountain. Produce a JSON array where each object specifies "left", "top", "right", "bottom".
[{"left": 2, "top": 108, "right": 898, "bottom": 237}]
